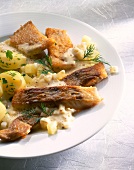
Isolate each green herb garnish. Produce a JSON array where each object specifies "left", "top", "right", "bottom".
[
  {"left": 22, "top": 108, "right": 36, "bottom": 116},
  {"left": 6, "top": 50, "right": 13, "bottom": 60},
  {"left": 41, "top": 103, "right": 54, "bottom": 116},
  {"left": 83, "top": 45, "right": 111, "bottom": 66},
  {"left": 89, "top": 55, "right": 111, "bottom": 66},
  {"left": 45, "top": 54, "right": 52, "bottom": 67},
  {"left": 36, "top": 55, "right": 54, "bottom": 74},
  {"left": 2, "top": 78, "right": 8, "bottom": 84},
  {"left": 84, "top": 44, "right": 95, "bottom": 58},
  {"left": 41, "top": 69, "right": 53, "bottom": 75},
  {"left": 36, "top": 59, "right": 45, "bottom": 65},
  {"left": 21, "top": 64, "right": 26, "bottom": 66},
  {"left": 8, "top": 72, "right": 16, "bottom": 77},
  {"left": 36, "top": 117, "right": 41, "bottom": 123}
]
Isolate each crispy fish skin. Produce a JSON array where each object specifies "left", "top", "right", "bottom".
[
  {"left": 62, "top": 63, "right": 108, "bottom": 86},
  {"left": 10, "top": 21, "right": 48, "bottom": 56},
  {"left": 45, "top": 28, "right": 74, "bottom": 71},
  {"left": 0, "top": 115, "right": 41, "bottom": 142},
  {"left": 17, "top": 115, "right": 40, "bottom": 127},
  {"left": 12, "top": 86, "right": 102, "bottom": 110},
  {"left": 0, "top": 119, "right": 31, "bottom": 142}
]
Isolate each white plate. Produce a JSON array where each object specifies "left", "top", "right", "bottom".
[{"left": 0, "top": 12, "right": 125, "bottom": 158}]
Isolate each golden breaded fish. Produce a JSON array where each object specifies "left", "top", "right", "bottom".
[
  {"left": 46, "top": 28, "right": 74, "bottom": 72},
  {"left": 10, "top": 21, "right": 48, "bottom": 56}
]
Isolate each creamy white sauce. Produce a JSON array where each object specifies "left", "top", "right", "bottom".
[
  {"left": 72, "top": 42, "right": 87, "bottom": 60},
  {"left": 18, "top": 43, "right": 42, "bottom": 54},
  {"left": 0, "top": 40, "right": 19, "bottom": 53},
  {"left": 31, "top": 72, "right": 66, "bottom": 88},
  {"left": 61, "top": 42, "right": 88, "bottom": 66},
  {"left": 40, "top": 105, "right": 75, "bottom": 131},
  {"left": 62, "top": 48, "right": 76, "bottom": 65}
]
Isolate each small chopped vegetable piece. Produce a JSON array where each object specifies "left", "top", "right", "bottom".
[{"left": 0, "top": 102, "right": 7, "bottom": 121}]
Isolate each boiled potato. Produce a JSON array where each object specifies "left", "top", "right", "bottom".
[
  {"left": 40, "top": 118, "right": 57, "bottom": 135},
  {"left": 0, "top": 81, "right": 3, "bottom": 97},
  {"left": 57, "top": 70, "right": 66, "bottom": 80},
  {"left": 0, "top": 50, "right": 26, "bottom": 70},
  {"left": 40, "top": 118, "right": 47, "bottom": 130},
  {"left": 47, "top": 121, "right": 57, "bottom": 135},
  {"left": 23, "top": 74, "right": 33, "bottom": 86},
  {"left": 24, "top": 64, "right": 37, "bottom": 75},
  {"left": 0, "top": 71, "right": 26, "bottom": 95},
  {"left": 0, "top": 102, "right": 7, "bottom": 121},
  {"left": 37, "top": 64, "right": 44, "bottom": 77},
  {"left": 82, "top": 35, "right": 92, "bottom": 46},
  {"left": 20, "top": 64, "right": 38, "bottom": 77}
]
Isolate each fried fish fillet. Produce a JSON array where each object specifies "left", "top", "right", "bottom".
[
  {"left": 17, "top": 115, "right": 41, "bottom": 127},
  {"left": 62, "top": 63, "right": 108, "bottom": 86},
  {"left": 0, "top": 114, "right": 41, "bottom": 142},
  {"left": 10, "top": 21, "right": 48, "bottom": 56},
  {"left": 45, "top": 28, "right": 74, "bottom": 72},
  {"left": 0, "top": 119, "right": 31, "bottom": 142},
  {"left": 12, "top": 86, "right": 102, "bottom": 110}
]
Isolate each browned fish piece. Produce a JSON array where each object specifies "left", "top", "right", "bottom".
[
  {"left": 46, "top": 28, "right": 74, "bottom": 72},
  {"left": 10, "top": 21, "right": 48, "bottom": 56},
  {"left": 17, "top": 115, "right": 40, "bottom": 127},
  {"left": 0, "top": 119, "right": 31, "bottom": 142},
  {"left": 62, "top": 63, "right": 108, "bottom": 86},
  {"left": 12, "top": 86, "right": 102, "bottom": 110}
]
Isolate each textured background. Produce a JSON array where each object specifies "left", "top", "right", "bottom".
[{"left": 0, "top": 0, "right": 134, "bottom": 169}]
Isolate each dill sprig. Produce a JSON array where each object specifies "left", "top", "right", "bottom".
[
  {"left": 22, "top": 108, "right": 36, "bottom": 116},
  {"left": 35, "top": 54, "right": 54, "bottom": 74},
  {"left": 41, "top": 69, "right": 53, "bottom": 75},
  {"left": 84, "top": 44, "right": 95, "bottom": 58},
  {"left": 90, "top": 55, "right": 111, "bottom": 66},
  {"left": 45, "top": 54, "right": 52, "bottom": 67},
  {"left": 41, "top": 103, "right": 54, "bottom": 116},
  {"left": 36, "top": 59, "right": 44, "bottom": 65},
  {"left": 83, "top": 45, "right": 111, "bottom": 66}
]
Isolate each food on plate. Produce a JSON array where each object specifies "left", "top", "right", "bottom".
[
  {"left": 0, "top": 21, "right": 116, "bottom": 142},
  {"left": 0, "top": 118, "right": 31, "bottom": 141},
  {"left": 0, "top": 81, "right": 3, "bottom": 97},
  {"left": 0, "top": 71, "right": 26, "bottom": 95},
  {"left": 0, "top": 102, "right": 7, "bottom": 121},
  {"left": 10, "top": 21, "right": 49, "bottom": 56},
  {"left": 0, "top": 114, "right": 41, "bottom": 141},
  {"left": 0, "top": 44, "right": 26, "bottom": 70},
  {"left": 45, "top": 28, "right": 74, "bottom": 72},
  {"left": 62, "top": 62, "right": 107, "bottom": 86},
  {"left": 12, "top": 86, "right": 102, "bottom": 110}
]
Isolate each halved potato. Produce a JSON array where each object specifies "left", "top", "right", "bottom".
[
  {"left": 0, "top": 51, "right": 26, "bottom": 70},
  {"left": 0, "top": 71, "right": 26, "bottom": 95}
]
